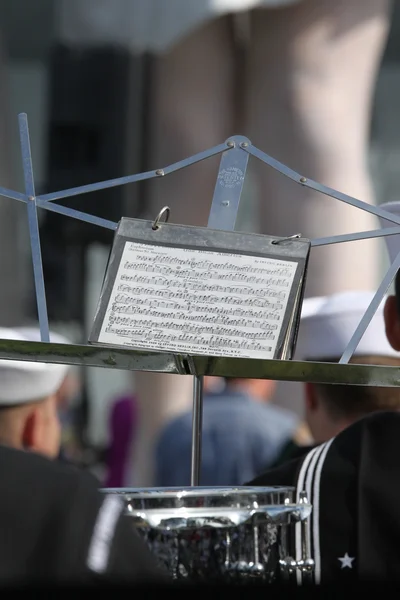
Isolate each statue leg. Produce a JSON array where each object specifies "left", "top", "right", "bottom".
[
  {"left": 247, "top": 0, "right": 392, "bottom": 296},
  {"left": 246, "top": 0, "right": 392, "bottom": 413}
]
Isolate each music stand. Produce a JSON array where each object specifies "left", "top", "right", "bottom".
[{"left": 2, "top": 115, "right": 400, "bottom": 484}]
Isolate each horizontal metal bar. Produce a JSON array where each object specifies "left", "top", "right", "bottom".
[
  {"left": 0, "top": 339, "right": 181, "bottom": 374},
  {"left": 162, "top": 142, "right": 229, "bottom": 176},
  {"left": 0, "top": 339, "right": 399, "bottom": 387},
  {"left": 38, "top": 143, "right": 229, "bottom": 204},
  {"left": 190, "top": 355, "right": 400, "bottom": 387},
  {"left": 36, "top": 198, "right": 118, "bottom": 231},
  {"left": 38, "top": 170, "right": 157, "bottom": 203},
  {"left": 26, "top": 199, "right": 50, "bottom": 341},
  {"left": 311, "top": 225, "right": 400, "bottom": 247},
  {"left": 244, "top": 144, "right": 400, "bottom": 227},
  {"left": 0, "top": 186, "right": 27, "bottom": 203},
  {"left": 19, "top": 113, "right": 50, "bottom": 343}
]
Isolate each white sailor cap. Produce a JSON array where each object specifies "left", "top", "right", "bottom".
[
  {"left": 0, "top": 327, "right": 71, "bottom": 405},
  {"left": 294, "top": 290, "right": 397, "bottom": 361},
  {"left": 378, "top": 201, "right": 400, "bottom": 265}
]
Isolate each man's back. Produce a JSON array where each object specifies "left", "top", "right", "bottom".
[
  {"left": 247, "top": 411, "right": 400, "bottom": 583},
  {"left": 0, "top": 445, "right": 165, "bottom": 585},
  {"left": 155, "top": 390, "right": 298, "bottom": 486}
]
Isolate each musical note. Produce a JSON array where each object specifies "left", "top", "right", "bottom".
[{"left": 98, "top": 241, "right": 298, "bottom": 359}]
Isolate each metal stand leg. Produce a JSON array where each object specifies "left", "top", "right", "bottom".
[
  {"left": 19, "top": 113, "right": 50, "bottom": 342},
  {"left": 189, "top": 135, "right": 250, "bottom": 486},
  {"left": 190, "top": 375, "right": 204, "bottom": 486}
]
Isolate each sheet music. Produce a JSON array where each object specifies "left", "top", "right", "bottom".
[{"left": 97, "top": 242, "right": 298, "bottom": 359}]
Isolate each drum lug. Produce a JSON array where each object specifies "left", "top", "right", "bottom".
[
  {"left": 279, "top": 556, "right": 315, "bottom": 575},
  {"left": 297, "top": 558, "right": 315, "bottom": 573},
  {"left": 223, "top": 560, "right": 265, "bottom": 578}
]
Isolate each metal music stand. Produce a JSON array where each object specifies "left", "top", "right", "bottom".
[
  {"left": 2, "top": 114, "right": 400, "bottom": 485},
  {"left": 88, "top": 215, "right": 311, "bottom": 484}
]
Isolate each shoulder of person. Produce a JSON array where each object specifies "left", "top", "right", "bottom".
[
  {"left": 7, "top": 447, "right": 107, "bottom": 532},
  {"left": 248, "top": 411, "right": 400, "bottom": 483},
  {"left": 0, "top": 447, "right": 167, "bottom": 583},
  {"left": 245, "top": 454, "right": 303, "bottom": 487},
  {"left": 0, "top": 443, "right": 96, "bottom": 484},
  {"left": 41, "top": 448, "right": 99, "bottom": 489},
  {"left": 338, "top": 410, "right": 400, "bottom": 447}
]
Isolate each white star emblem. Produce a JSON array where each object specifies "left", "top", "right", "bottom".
[{"left": 338, "top": 553, "right": 355, "bottom": 569}]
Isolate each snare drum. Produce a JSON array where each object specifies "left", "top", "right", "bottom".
[{"left": 102, "top": 486, "right": 313, "bottom": 583}]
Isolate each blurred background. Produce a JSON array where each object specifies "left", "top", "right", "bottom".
[{"left": 0, "top": 0, "right": 399, "bottom": 484}]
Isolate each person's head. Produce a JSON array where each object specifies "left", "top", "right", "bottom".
[
  {"left": 379, "top": 201, "right": 400, "bottom": 350},
  {"left": 224, "top": 377, "right": 276, "bottom": 402},
  {"left": 0, "top": 327, "right": 72, "bottom": 458},
  {"left": 295, "top": 291, "right": 400, "bottom": 443},
  {"left": 15, "top": 327, "right": 81, "bottom": 416},
  {"left": 203, "top": 376, "right": 226, "bottom": 394}
]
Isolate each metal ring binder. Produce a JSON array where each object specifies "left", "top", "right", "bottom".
[
  {"left": 152, "top": 206, "right": 170, "bottom": 230},
  {"left": 272, "top": 234, "right": 303, "bottom": 245}
]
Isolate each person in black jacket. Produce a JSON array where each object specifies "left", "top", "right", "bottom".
[
  {"left": 246, "top": 203, "right": 400, "bottom": 584},
  {"left": 0, "top": 327, "right": 168, "bottom": 585},
  {"left": 0, "top": 443, "right": 167, "bottom": 586},
  {"left": 249, "top": 411, "right": 400, "bottom": 584}
]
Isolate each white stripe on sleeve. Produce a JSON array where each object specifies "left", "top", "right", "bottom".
[{"left": 87, "top": 495, "right": 124, "bottom": 574}]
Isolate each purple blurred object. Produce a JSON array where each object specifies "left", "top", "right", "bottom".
[{"left": 104, "top": 395, "right": 137, "bottom": 487}]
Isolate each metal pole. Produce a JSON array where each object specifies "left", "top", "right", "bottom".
[
  {"left": 19, "top": 114, "right": 50, "bottom": 342},
  {"left": 190, "top": 375, "right": 204, "bottom": 486},
  {"left": 189, "top": 135, "right": 250, "bottom": 485}
]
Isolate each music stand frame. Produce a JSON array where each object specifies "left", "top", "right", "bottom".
[{"left": 3, "top": 114, "right": 400, "bottom": 484}]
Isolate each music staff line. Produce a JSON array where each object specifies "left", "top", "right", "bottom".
[
  {"left": 123, "top": 268, "right": 267, "bottom": 285},
  {"left": 110, "top": 304, "right": 281, "bottom": 323},
  {"left": 122, "top": 262, "right": 293, "bottom": 283},
  {"left": 108, "top": 315, "right": 278, "bottom": 336},
  {"left": 104, "top": 325, "right": 273, "bottom": 352},
  {"left": 118, "top": 276, "right": 289, "bottom": 293},
  {"left": 124, "top": 256, "right": 295, "bottom": 278},
  {"left": 111, "top": 301, "right": 283, "bottom": 318},
  {"left": 114, "top": 287, "right": 286, "bottom": 305}
]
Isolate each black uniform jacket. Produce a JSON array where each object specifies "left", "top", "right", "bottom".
[
  {"left": 247, "top": 411, "right": 400, "bottom": 585},
  {"left": 0, "top": 444, "right": 167, "bottom": 586},
  {"left": 269, "top": 440, "right": 316, "bottom": 469}
]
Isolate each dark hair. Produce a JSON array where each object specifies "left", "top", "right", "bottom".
[{"left": 313, "top": 355, "right": 400, "bottom": 420}]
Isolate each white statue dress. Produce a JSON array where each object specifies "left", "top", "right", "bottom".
[{"left": 56, "top": 0, "right": 303, "bottom": 53}]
